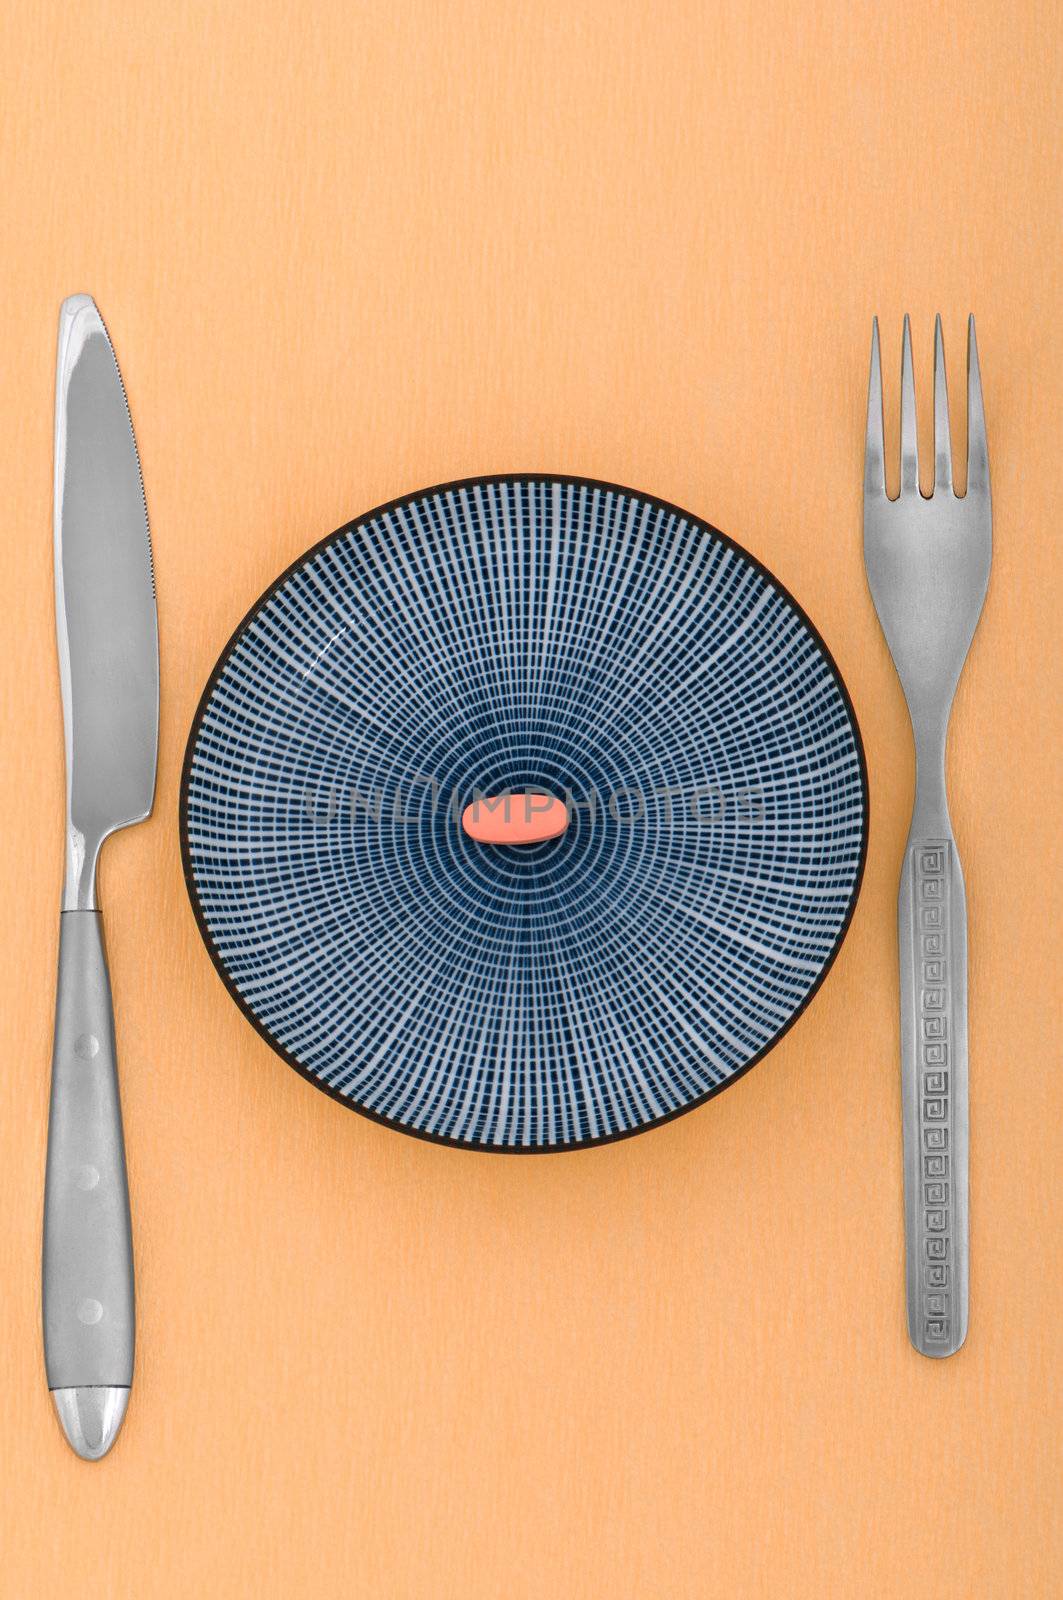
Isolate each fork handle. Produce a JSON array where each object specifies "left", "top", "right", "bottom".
[{"left": 898, "top": 832, "right": 969, "bottom": 1357}]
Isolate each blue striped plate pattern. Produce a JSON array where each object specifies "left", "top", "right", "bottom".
[{"left": 181, "top": 477, "right": 867, "bottom": 1150}]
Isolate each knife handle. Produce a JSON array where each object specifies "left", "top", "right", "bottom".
[
  {"left": 43, "top": 912, "right": 134, "bottom": 1391},
  {"left": 898, "top": 834, "right": 969, "bottom": 1358}
]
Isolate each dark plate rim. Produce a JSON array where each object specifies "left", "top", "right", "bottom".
[{"left": 179, "top": 472, "right": 870, "bottom": 1154}]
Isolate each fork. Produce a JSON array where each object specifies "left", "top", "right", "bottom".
[{"left": 863, "top": 314, "right": 992, "bottom": 1358}]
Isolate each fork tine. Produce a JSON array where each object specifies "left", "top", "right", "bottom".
[
  {"left": 865, "top": 317, "right": 886, "bottom": 497},
  {"left": 966, "top": 315, "right": 989, "bottom": 495},
  {"left": 900, "top": 314, "right": 919, "bottom": 494},
  {"left": 933, "top": 314, "right": 952, "bottom": 493}
]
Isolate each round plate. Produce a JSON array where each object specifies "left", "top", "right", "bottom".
[{"left": 181, "top": 476, "right": 867, "bottom": 1151}]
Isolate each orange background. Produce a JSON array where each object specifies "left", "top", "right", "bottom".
[{"left": 1, "top": 2, "right": 1060, "bottom": 1595}]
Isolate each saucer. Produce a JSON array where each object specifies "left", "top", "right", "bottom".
[{"left": 181, "top": 476, "right": 867, "bottom": 1150}]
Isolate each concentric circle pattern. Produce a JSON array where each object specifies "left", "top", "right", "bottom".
[{"left": 182, "top": 477, "right": 867, "bottom": 1150}]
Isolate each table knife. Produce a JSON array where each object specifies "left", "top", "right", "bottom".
[{"left": 43, "top": 295, "right": 158, "bottom": 1458}]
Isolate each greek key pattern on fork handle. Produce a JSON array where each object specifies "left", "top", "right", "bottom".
[{"left": 900, "top": 835, "right": 970, "bottom": 1356}]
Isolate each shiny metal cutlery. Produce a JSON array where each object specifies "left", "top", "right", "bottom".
[
  {"left": 863, "top": 314, "right": 991, "bottom": 1358},
  {"left": 43, "top": 296, "right": 158, "bottom": 1456}
]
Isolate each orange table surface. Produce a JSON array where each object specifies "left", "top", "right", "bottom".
[{"left": 2, "top": 2, "right": 1060, "bottom": 1595}]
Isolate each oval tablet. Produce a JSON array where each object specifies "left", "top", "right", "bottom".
[{"left": 461, "top": 792, "right": 569, "bottom": 845}]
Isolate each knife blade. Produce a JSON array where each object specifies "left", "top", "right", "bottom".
[{"left": 43, "top": 295, "right": 158, "bottom": 1460}]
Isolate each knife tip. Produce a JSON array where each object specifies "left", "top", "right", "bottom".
[
  {"left": 51, "top": 1385, "right": 129, "bottom": 1460},
  {"left": 58, "top": 295, "right": 103, "bottom": 346}
]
